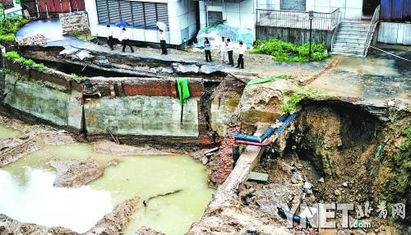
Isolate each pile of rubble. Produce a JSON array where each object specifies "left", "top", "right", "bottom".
[{"left": 17, "top": 34, "right": 47, "bottom": 47}]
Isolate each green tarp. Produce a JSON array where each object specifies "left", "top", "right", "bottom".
[
  {"left": 176, "top": 78, "right": 191, "bottom": 105},
  {"left": 246, "top": 74, "right": 287, "bottom": 87}
]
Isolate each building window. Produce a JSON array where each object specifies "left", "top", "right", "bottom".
[
  {"left": 96, "top": 0, "right": 169, "bottom": 29},
  {"left": 280, "top": 0, "right": 306, "bottom": 11},
  {"left": 207, "top": 11, "right": 223, "bottom": 26}
]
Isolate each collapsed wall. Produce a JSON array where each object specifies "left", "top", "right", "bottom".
[
  {"left": 0, "top": 58, "right": 213, "bottom": 146},
  {"left": 281, "top": 99, "right": 411, "bottom": 225}
]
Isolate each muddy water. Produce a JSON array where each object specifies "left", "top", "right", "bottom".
[
  {"left": 1, "top": 143, "right": 213, "bottom": 234},
  {"left": 0, "top": 124, "right": 21, "bottom": 140}
]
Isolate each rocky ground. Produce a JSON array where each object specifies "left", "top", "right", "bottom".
[{"left": 0, "top": 115, "right": 76, "bottom": 167}]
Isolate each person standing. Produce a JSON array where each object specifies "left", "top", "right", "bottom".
[
  {"left": 106, "top": 25, "right": 114, "bottom": 50},
  {"left": 204, "top": 37, "right": 212, "bottom": 62},
  {"left": 219, "top": 37, "right": 227, "bottom": 64},
  {"left": 236, "top": 41, "right": 246, "bottom": 69},
  {"left": 119, "top": 28, "right": 134, "bottom": 53},
  {"left": 227, "top": 38, "right": 234, "bottom": 66},
  {"left": 159, "top": 29, "right": 167, "bottom": 55}
]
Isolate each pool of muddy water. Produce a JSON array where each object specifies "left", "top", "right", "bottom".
[
  {"left": 0, "top": 124, "right": 21, "bottom": 140},
  {"left": 0, "top": 143, "right": 213, "bottom": 234}
]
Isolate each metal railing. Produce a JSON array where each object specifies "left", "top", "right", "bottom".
[
  {"left": 256, "top": 8, "right": 340, "bottom": 31},
  {"left": 363, "top": 5, "right": 380, "bottom": 56}
]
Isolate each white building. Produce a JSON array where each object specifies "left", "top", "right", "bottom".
[
  {"left": 85, "top": 0, "right": 198, "bottom": 45},
  {"left": 198, "top": 0, "right": 380, "bottom": 41}
]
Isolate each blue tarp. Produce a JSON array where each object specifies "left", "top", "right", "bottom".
[
  {"left": 233, "top": 113, "right": 296, "bottom": 143},
  {"left": 381, "top": 0, "right": 411, "bottom": 22}
]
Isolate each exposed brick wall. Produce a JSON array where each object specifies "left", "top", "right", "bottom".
[{"left": 121, "top": 79, "right": 203, "bottom": 98}]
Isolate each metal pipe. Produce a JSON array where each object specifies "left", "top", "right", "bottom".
[{"left": 45, "top": 3, "right": 49, "bottom": 18}]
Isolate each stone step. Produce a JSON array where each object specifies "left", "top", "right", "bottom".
[
  {"left": 331, "top": 51, "right": 365, "bottom": 57},
  {"left": 335, "top": 37, "right": 367, "bottom": 44},
  {"left": 339, "top": 26, "right": 370, "bottom": 33},
  {"left": 333, "top": 45, "right": 365, "bottom": 51},
  {"left": 337, "top": 31, "right": 369, "bottom": 38},
  {"left": 340, "top": 23, "right": 370, "bottom": 28},
  {"left": 334, "top": 40, "right": 366, "bottom": 46},
  {"left": 332, "top": 47, "right": 364, "bottom": 55},
  {"left": 340, "top": 21, "right": 370, "bottom": 27},
  {"left": 333, "top": 44, "right": 365, "bottom": 51}
]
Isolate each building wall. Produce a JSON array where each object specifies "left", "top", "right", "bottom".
[
  {"left": 378, "top": 22, "right": 411, "bottom": 45},
  {"left": 199, "top": 0, "right": 257, "bottom": 40},
  {"left": 85, "top": 0, "right": 197, "bottom": 45},
  {"left": 198, "top": 0, "right": 364, "bottom": 43},
  {"left": 307, "top": 0, "right": 363, "bottom": 20},
  {"left": 256, "top": 0, "right": 364, "bottom": 19}
]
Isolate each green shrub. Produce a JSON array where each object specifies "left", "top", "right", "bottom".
[
  {"left": 281, "top": 94, "right": 302, "bottom": 113},
  {"left": 251, "top": 39, "right": 330, "bottom": 63},
  {"left": 0, "top": 33, "right": 15, "bottom": 42},
  {"left": 5, "top": 51, "right": 47, "bottom": 70},
  {"left": 4, "top": 50, "right": 20, "bottom": 59},
  {"left": 71, "top": 29, "right": 81, "bottom": 38},
  {"left": 70, "top": 29, "right": 92, "bottom": 41},
  {"left": 0, "top": 16, "right": 29, "bottom": 42}
]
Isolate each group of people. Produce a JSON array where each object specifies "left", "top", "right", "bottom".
[
  {"left": 105, "top": 25, "right": 168, "bottom": 55},
  {"left": 203, "top": 37, "right": 246, "bottom": 69},
  {"left": 104, "top": 25, "right": 245, "bottom": 68},
  {"left": 106, "top": 25, "right": 134, "bottom": 53}
]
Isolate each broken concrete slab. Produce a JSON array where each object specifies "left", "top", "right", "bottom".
[
  {"left": 75, "top": 50, "right": 93, "bottom": 61},
  {"left": 248, "top": 171, "right": 269, "bottom": 183},
  {"left": 59, "top": 47, "right": 79, "bottom": 56},
  {"left": 172, "top": 63, "right": 199, "bottom": 74},
  {"left": 199, "top": 64, "right": 225, "bottom": 75}
]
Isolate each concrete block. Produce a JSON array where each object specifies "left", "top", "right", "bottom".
[{"left": 84, "top": 96, "right": 199, "bottom": 137}]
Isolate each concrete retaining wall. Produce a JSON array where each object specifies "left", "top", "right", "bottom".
[
  {"left": 256, "top": 26, "right": 334, "bottom": 50},
  {"left": 378, "top": 22, "right": 411, "bottom": 45},
  {"left": 4, "top": 73, "right": 82, "bottom": 128},
  {"left": 59, "top": 11, "right": 90, "bottom": 35},
  {"left": 85, "top": 96, "right": 199, "bottom": 137},
  {"left": 1, "top": 59, "right": 205, "bottom": 140}
]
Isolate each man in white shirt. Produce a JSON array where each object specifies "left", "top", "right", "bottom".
[
  {"left": 236, "top": 41, "right": 246, "bottom": 69},
  {"left": 226, "top": 38, "right": 234, "bottom": 66},
  {"left": 219, "top": 37, "right": 227, "bottom": 64},
  {"left": 106, "top": 25, "right": 114, "bottom": 50},
  {"left": 118, "top": 27, "right": 134, "bottom": 53},
  {"left": 159, "top": 29, "right": 167, "bottom": 55}
]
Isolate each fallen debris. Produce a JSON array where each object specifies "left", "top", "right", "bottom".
[
  {"left": 135, "top": 226, "right": 165, "bottom": 235},
  {"left": 17, "top": 34, "right": 47, "bottom": 47},
  {"left": 0, "top": 214, "right": 76, "bottom": 235},
  {"left": 247, "top": 171, "right": 269, "bottom": 183},
  {"left": 143, "top": 189, "right": 182, "bottom": 206},
  {"left": 85, "top": 197, "right": 140, "bottom": 235},
  {"left": 49, "top": 158, "right": 116, "bottom": 187}
]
